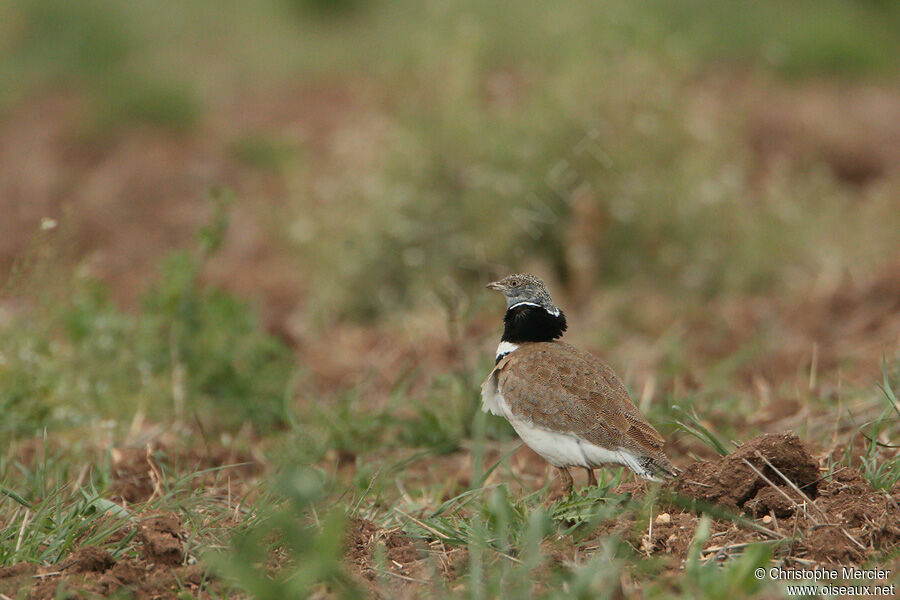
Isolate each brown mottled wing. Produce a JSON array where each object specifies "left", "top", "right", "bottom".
[{"left": 494, "top": 342, "right": 666, "bottom": 458}]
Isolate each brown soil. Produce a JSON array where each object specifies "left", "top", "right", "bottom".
[
  {"left": 0, "top": 89, "right": 320, "bottom": 339},
  {"left": 0, "top": 437, "right": 261, "bottom": 599},
  {"left": 139, "top": 513, "right": 186, "bottom": 566},
  {"left": 347, "top": 518, "right": 425, "bottom": 579},
  {"left": 68, "top": 545, "right": 116, "bottom": 572},
  {"left": 346, "top": 517, "right": 468, "bottom": 597},
  {"left": 1, "top": 515, "right": 210, "bottom": 599},
  {"left": 366, "top": 431, "right": 898, "bottom": 581},
  {"left": 110, "top": 446, "right": 162, "bottom": 504},
  {"left": 109, "top": 442, "right": 264, "bottom": 504},
  {"left": 654, "top": 432, "right": 900, "bottom": 567},
  {"left": 688, "top": 73, "right": 900, "bottom": 188},
  {"left": 0, "top": 563, "right": 37, "bottom": 597}
]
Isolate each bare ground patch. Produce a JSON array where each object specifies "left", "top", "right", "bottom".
[
  {"left": 649, "top": 432, "right": 896, "bottom": 568},
  {"left": 1, "top": 513, "right": 210, "bottom": 600}
]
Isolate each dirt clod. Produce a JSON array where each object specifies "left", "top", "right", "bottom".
[
  {"left": 139, "top": 513, "right": 185, "bottom": 566},
  {"left": 0, "top": 563, "right": 36, "bottom": 579},
  {"left": 101, "top": 559, "right": 146, "bottom": 588},
  {"left": 69, "top": 545, "right": 116, "bottom": 572},
  {"left": 110, "top": 447, "right": 160, "bottom": 504},
  {"left": 672, "top": 431, "right": 819, "bottom": 512},
  {"left": 582, "top": 431, "right": 899, "bottom": 570},
  {"left": 745, "top": 486, "right": 800, "bottom": 518},
  {"left": 347, "top": 518, "right": 423, "bottom": 581},
  {"left": 806, "top": 525, "right": 865, "bottom": 564}
]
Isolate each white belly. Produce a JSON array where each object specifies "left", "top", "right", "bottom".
[
  {"left": 508, "top": 416, "right": 590, "bottom": 467},
  {"left": 481, "top": 383, "right": 641, "bottom": 470}
]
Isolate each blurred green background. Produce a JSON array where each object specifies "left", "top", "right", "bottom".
[{"left": 2, "top": 0, "right": 898, "bottom": 323}]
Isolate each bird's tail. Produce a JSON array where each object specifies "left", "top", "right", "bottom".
[{"left": 637, "top": 453, "right": 679, "bottom": 482}]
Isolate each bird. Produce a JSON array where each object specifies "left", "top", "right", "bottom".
[{"left": 481, "top": 273, "right": 674, "bottom": 494}]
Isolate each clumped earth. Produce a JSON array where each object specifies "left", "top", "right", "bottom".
[
  {"left": 672, "top": 432, "right": 821, "bottom": 512},
  {"left": 0, "top": 513, "right": 206, "bottom": 599},
  {"left": 599, "top": 432, "right": 900, "bottom": 569},
  {"left": 346, "top": 518, "right": 468, "bottom": 597},
  {"left": 109, "top": 443, "right": 262, "bottom": 504},
  {"left": 0, "top": 441, "right": 262, "bottom": 599},
  {"left": 665, "top": 432, "right": 900, "bottom": 565}
]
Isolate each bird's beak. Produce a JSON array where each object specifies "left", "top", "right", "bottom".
[{"left": 486, "top": 281, "right": 503, "bottom": 291}]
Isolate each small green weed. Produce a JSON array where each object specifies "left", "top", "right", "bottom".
[
  {"left": 208, "top": 467, "right": 361, "bottom": 599},
  {"left": 833, "top": 359, "right": 900, "bottom": 490},
  {"left": 671, "top": 405, "right": 732, "bottom": 456}
]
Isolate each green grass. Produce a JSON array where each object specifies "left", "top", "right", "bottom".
[
  {"left": 96, "top": 78, "right": 201, "bottom": 133},
  {"left": 825, "top": 360, "right": 900, "bottom": 491},
  {"left": 0, "top": 439, "right": 249, "bottom": 567},
  {"left": 644, "top": 0, "right": 900, "bottom": 77},
  {"left": 209, "top": 468, "right": 360, "bottom": 599},
  {"left": 671, "top": 406, "right": 733, "bottom": 457},
  {"left": 0, "top": 202, "right": 295, "bottom": 440}
]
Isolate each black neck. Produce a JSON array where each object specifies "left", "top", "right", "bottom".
[{"left": 501, "top": 305, "right": 567, "bottom": 344}]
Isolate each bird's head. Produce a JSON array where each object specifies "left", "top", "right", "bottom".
[{"left": 486, "top": 273, "right": 560, "bottom": 317}]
